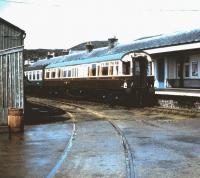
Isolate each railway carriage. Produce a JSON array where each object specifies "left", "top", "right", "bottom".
[
  {"left": 43, "top": 51, "right": 154, "bottom": 104},
  {"left": 25, "top": 40, "right": 155, "bottom": 105}
]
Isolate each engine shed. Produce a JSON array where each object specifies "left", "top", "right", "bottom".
[{"left": 0, "top": 17, "right": 26, "bottom": 125}]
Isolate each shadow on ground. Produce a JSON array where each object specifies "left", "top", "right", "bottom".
[{"left": 24, "top": 101, "right": 67, "bottom": 125}]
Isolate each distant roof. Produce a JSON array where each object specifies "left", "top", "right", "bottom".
[
  {"left": 26, "top": 28, "right": 200, "bottom": 70},
  {"left": 121, "top": 28, "right": 200, "bottom": 51},
  {"left": 0, "top": 17, "right": 25, "bottom": 34},
  {"left": 70, "top": 41, "right": 109, "bottom": 51}
]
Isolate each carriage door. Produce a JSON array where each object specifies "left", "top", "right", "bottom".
[
  {"left": 133, "top": 57, "right": 147, "bottom": 88},
  {"left": 157, "top": 59, "right": 165, "bottom": 88}
]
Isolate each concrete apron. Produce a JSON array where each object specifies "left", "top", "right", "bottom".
[{"left": 54, "top": 120, "right": 126, "bottom": 178}]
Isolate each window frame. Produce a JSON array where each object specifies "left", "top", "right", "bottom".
[{"left": 191, "top": 60, "right": 199, "bottom": 78}]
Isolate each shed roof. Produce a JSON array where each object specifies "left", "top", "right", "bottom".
[{"left": 0, "top": 17, "right": 25, "bottom": 34}]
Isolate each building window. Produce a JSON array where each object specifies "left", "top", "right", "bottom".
[
  {"left": 176, "top": 63, "right": 181, "bottom": 78},
  {"left": 184, "top": 63, "right": 190, "bottom": 78},
  {"left": 192, "top": 61, "right": 198, "bottom": 77}
]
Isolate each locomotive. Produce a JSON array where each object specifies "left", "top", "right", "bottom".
[{"left": 25, "top": 40, "right": 155, "bottom": 105}]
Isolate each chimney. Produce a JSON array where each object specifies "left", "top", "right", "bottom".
[
  {"left": 62, "top": 49, "right": 69, "bottom": 55},
  {"left": 108, "top": 36, "right": 118, "bottom": 48},
  {"left": 85, "top": 42, "right": 94, "bottom": 52},
  {"left": 47, "top": 52, "right": 55, "bottom": 59}
]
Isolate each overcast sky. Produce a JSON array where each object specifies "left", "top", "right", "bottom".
[{"left": 1, "top": 0, "right": 200, "bottom": 49}]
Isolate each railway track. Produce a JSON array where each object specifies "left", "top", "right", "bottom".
[
  {"left": 27, "top": 96, "right": 200, "bottom": 178},
  {"left": 28, "top": 100, "right": 77, "bottom": 178},
  {"left": 28, "top": 96, "right": 200, "bottom": 177},
  {"left": 28, "top": 97, "right": 135, "bottom": 178}
]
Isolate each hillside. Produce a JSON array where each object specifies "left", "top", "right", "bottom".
[{"left": 24, "top": 40, "right": 109, "bottom": 60}]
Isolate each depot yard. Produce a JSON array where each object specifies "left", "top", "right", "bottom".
[{"left": 0, "top": 97, "right": 200, "bottom": 178}]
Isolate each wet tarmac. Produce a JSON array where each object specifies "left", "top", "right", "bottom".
[
  {"left": 0, "top": 97, "right": 200, "bottom": 178},
  {"left": 0, "top": 123, "right": 73, "bottom": 178}
]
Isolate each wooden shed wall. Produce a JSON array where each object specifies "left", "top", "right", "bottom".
[
  {"left": 0, "top": 20, "right": 24, "bottom": 50},
  {"left": 0, "top": 19, "right": 25, "bottom": 125},
  {"left": 0, "top": 47, "right": 24, "bottom": 125}
]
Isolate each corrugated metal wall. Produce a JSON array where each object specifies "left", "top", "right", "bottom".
[{"left": 0, "top": 47, "right": 24, "bottom": 125}]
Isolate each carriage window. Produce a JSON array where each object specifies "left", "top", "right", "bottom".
[
  {"left": 88, "top": 67, "right": 90, "bottom": 76},
  {"left": 192, "top": 61, "right": 198, "bottom": 77},
  {"left": 39, "top": 72, "right": 42, "bottom": 80},
  {"left": 29, "top": 73, "right": 31, "bottom": 80},
  {"left": 46, "top": 72, "right": 50, "bottom": 79},
  {"left": 134, "top": 61, "right": 141, "bottom": 76},
  {"left": 30, "top": 72, "right": 32, "bottom": 80},
  {"left": 33, "top": 73, "right": 35, "bottom": 80},
  {"left": 57, "top": 69, "right": 61, "bottom": 78},
  {"left": 97, "top": 65, "right": 100, "bottom": 76},
  {"left": 63, "top": 71, "right": 67, "bottom": 77},
  {"left": 122, "top": 61, "right": 130, "bottom": 75},
  {"left": 115, "top": 66, "right": 119, "bottom": 75},
  {"left": 92, "top": 64, "right": 96, "bottom": 76},
  {"left": 51, "top": 71, "right": 56, "bottom": 78},
  {"left": 37, "top": 71, "right": 40, "bottom": 80},
  {"left": 76, "top": 68, "right": 79, "bottom": 77},
  {"left": 147, "top": 62, "right": 152, "bottom": 76},
  {"left": 109, "top": 66, "right": 113, "bottom": 75},
  {"left": 102, "top": 67, "right": 108, "bottom": 76},
  {"left": 68, "top": 70, "right": 71, "bottom": 77}
]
